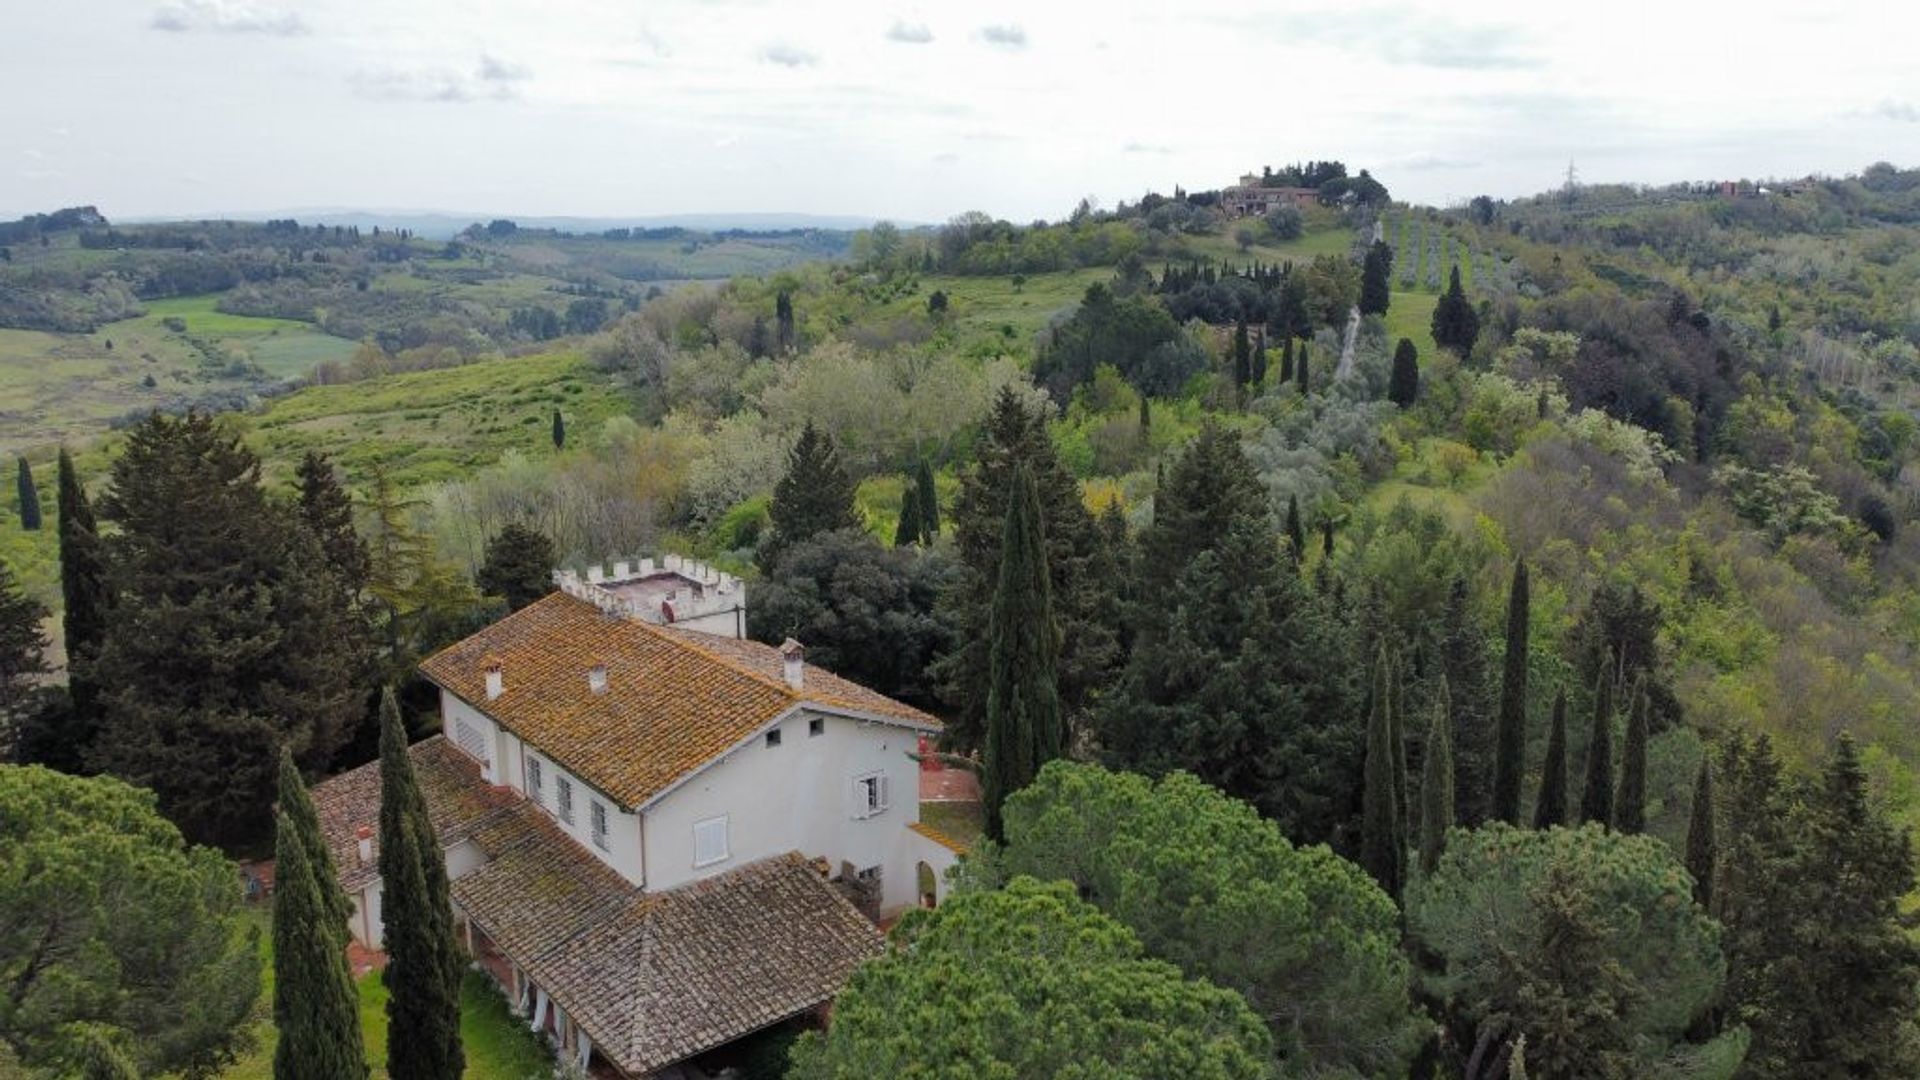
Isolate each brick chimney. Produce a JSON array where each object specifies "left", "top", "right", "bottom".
[
  {"left": 484, "top": 659, "right": 504, "bottom": 700},
  {"left": 355, "top": 825, "right": 373, "bottom": 865},
  {"left": 780, "top": 639, "right": 805, "bottom": 691}
]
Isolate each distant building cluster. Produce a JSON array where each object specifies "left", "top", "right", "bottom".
[{"left": 1220, "top": 174, "right": 1319, "bottom": 217}]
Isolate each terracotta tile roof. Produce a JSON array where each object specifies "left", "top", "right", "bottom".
[
  {"left": 312, "top": 736, "right": 521, "bottom": 893},
  {"left": 417, "top": 592, "right": 939, "bottom": 808}
]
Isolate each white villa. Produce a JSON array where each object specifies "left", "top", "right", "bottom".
[{"left": 313, "top": 555, "right": 967, "bottom": 1078}]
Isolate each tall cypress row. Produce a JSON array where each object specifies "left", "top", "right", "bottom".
[
  {"left": 1578, "top": 669, "right": 1615, "bottom": 828},
  {"left": 1615, "top": 681, "right": 1649, "bottom": 834},
  {"left": 378, "top": 689, "right": 464, "bottom": 1080},
  {"left": 50, "top": 448, "right": 107, "bottom": 768},
  {"left": 274, "top": 761, "right": 366, "bottom": 1080},
  {"left": 16, "top": 457, "right": 40, "bottom": 530},
  {"left": 1533, "top": 687, "right": 1569, "bottom": 829},
  {"left": 894, "top": 482, "right": 924, "bottom": 547},
  {"left": 1685, "top": 756, "right": 1716, "bottom": 909},
  {"left": 1387, "top": 651, "right": 1410, "bottom": 843},
  {"left": 1492, "top": 560, "right": 1529, "bottom": 823},
  {"left": 1418, "top": 680, "right": 1455, "bottom": 876},
  {"left": 981, "top": 463, "right": 1062, "bottom": 841},
  {"left": 1360, "top": 648, "right": 1403, "bottom": 898}
]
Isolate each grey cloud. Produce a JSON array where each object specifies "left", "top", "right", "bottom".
[
  {"left": 352, "top": 57, "right": 530, "bottom": 104},
  {"left": 761, "top": 44, "right": 818, "bottom": 67},
  {"left": 1393, "top": 154, "right": 1480, "bottom": 170},
  {"left": 478, "top": 55, "right": 531, "bottom": 83},
  {"left": 978, "top": 24, "right": 1027, "bottom": 49},
  {"left": 1122, "top": 142, "right": 1172, "bottom": 155},
  {"left": 932, "top": 152, "right": 960, "bottom": 164},
  {"left": 887, "top": 21, "right": 933, "bottom": 44},
  {"left": 150, "top": 0, "right": 307, "bottom": 35},
  {"left": 1874, "top": 100, "right": 1919, "bottom": 122},
  {"left": 1227, "top": 8, "right": 1537, "bottom": 70}
]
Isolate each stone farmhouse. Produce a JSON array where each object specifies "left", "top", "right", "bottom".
[
  {"left": 313, "top": 555, "right": 967, "bottom": 1078},
  {"left": 1220, "top": 173, "right": 1319, "bottom": 217}
]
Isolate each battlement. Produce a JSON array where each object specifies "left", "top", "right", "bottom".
[{"left": 553, "top": 553, "right": 748, "bottom": 638}]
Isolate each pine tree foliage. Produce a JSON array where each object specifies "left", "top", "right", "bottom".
[
  {"left": 1533, "top": 687, "right": 1569, "bottom": 829},
  {"left": 362, "top": 464, "right": 480, "bottom": 686},
  {"left": 16, "top": 457, "right": 40, "bottom": 530},
  {"left": 1684, "top": 756, "right": 1715, "bottom": 910},
  {"left": 937, "top": 387, "right": 1118, "bottom": 752},
  {"left": 1492, "top": 560, "right": 1529, "bottom": 824},
  {"left": 377, "top": 689, "right": 465, "bottom": 1080},
  {"left": 1388, "top": 338, "right": 1420, "bottom": 407},
  {"left": 981, "top": 463, "right": 1062, "bottom": 841},
  {"left": 476, "top": 522, "right": 556, "bottom": 612},
  {"left": 760, "top": 420, "right": 861, "bottom": 572},
  {"left": 1614, "top": 681, "right": 1650, "bottom": 833},
  {"left": 272, "top": 760, "right": 366, "bottom": 1080},
  {"left": 295, "top": 451, "right": 371, "bottom": 599},
  {"left": 1419, "top": 679, "right": 1455, "bottom": 876},
  {"left": 0, "top": 559, "right": 50, "bottom": 757},
  {"left": 1579, "top": 669, "right": 1616, "bottom": 827},
  {"left": 1285, "top": 494, "right": 1305, "bottom": 564},
  {"left": 87, "top": 412, "right": 368, "bottom": 847},
  {"left": 1441, "top": 576, "right": 1494, "bottom": 826}
]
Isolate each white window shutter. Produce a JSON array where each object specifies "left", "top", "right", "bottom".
[{"left": 877, "top": 773, "right": 890, "bottom": 813}]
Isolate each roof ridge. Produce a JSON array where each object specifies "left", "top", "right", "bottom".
[{"left": 619, "top": 604, "right": 804, "bottom": 703}]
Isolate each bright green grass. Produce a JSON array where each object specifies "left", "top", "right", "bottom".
[
  {"left": 243, "top": 349, "right": 629, "bottom": 490},
  {"left": 1383, "top": 289, "right": 1440, "bottom": 360},
  {"left": 920, "top": 799, "right": 986, "bottom": 851},
  {"left": 218, "top": 906, "right": 552, "bottom": 1080}
]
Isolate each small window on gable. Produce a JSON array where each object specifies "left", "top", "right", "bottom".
[
  {"left": 765, "top": 727, "right": 782, "bottom": 748},
  {"left": 557, "top": 777, "right": 574, "bottom": 824},
  {"left": 853, "top": 772, "right": 890, "bottom": 819},
  {"left": 808, "top": 717, "right": 824, "bottom": 737},
  {"left": 525, "top": 757, "right": 544, "bottom": 804},
  {"left": 590, "top": 800, "right": 609, "bottom": 850},
  {"left": 693, "top": 816, "right": 729, "bottom": 868}
]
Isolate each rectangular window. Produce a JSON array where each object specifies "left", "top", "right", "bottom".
[
  {"left": 525, "top": 757, "right": 544, "bottom": 804},
  {"left": 853, "top": 772, "right": 890, "bottom": 819},
  {"left": 557, "top": 777, "right": 574, "bottom": 824},
  {"left": 590, "top": 801, "right": 609, "bottom": 850},
  {"left": 693, "top": 816, "right": 729, "bottom": 868},
  {"left": 765, "top": 727, "right": 782, "bottom": 748},
  {"left": 808, "top": 717, "right": 824, "bottom": 737},
  {"left": 453, "top": 715, "right": 490, "bottom": 766}
]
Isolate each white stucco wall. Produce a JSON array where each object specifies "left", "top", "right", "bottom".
[{"left": 641, "top": 709, "right": 926, "bottom": 913}]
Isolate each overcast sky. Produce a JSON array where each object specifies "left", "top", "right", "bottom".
[{"left": 3, "top": 0, "right": 1917, "bottom": 224}]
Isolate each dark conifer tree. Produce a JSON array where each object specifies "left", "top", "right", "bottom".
[
  {"left": 1359, "top": 240, "right": 1392, "bottom": 316},
  {"left": 1138, "top": 394, "right": 1152, "bottom": 432},
  {"left": 981, "top": 463, "right": 1062, "bottom": 841},
  {"left": 1533, "top": 687, "right": 1569, "bottom": 828},
  {"left": 296, "top": 451, "right": 371, "bottom": 599},
  {"left": 378, "top": 689, "right": 464, "bottom": 1080},
  {"left": 1440, "top": 576, "right": 1494, "bottom": 826},
  {"left": 1419, "top": 679, "right": 1454, "bottom": 876},
  {"left": 16, "top": 457, "right": 40, "bottom": 530},
  {"left": 1431, "top": 265, "right": 1480, "bottom": 357},
  {"left": 1387, "top": 338, "right": 1419, "bottom": 407},
  {"left": 914, "top": 458, "right": 940, "bottom": 541},
  {"left": 1614, "top": 681, "right": 1649, "bottom": 834},
  {"left": 1297, "top": 345, "right": 1311, "bottom": 395},
  {"left": 273, "top": 760, "right": 365, "bottom": 1080},
  {"left": 775, "top": 289, "right": 795, "bottom": 352},
  {"left": 1387, "top": 651, "right": 1410, "bottom": 861},
  {"left": 1492, "top": 560, "right": 1529, "bottom": 824},
  {"left": 894, "top": 483, "right": 924, "bottom": 547},
  {"left": 1285, "top": 494, "right": 1305, "bottom": 565},
  {"left": 1251, "top": 331, "right": 1268, "bottom": 386},
  {"left": 551, "top": 408, "right": 565, "bottom": 450},
  {"left": 0, "top": 558, "right": 50, "bottom": 753},
  {"left": 1684, "top": 756, "right": 1715, "bottom": 909},
  {"left": 1232, "top": 318, "right": 1251, "bottom": 391},
  {"left": 1360, "top": 649, "right": 1403, "bottom": 898},
  {"left": 476, "top": 522, "right": 556, "bottom": 611},
  {"left": 27, "top": 449, "right": 108, "bottom": 769},
  {"left": 1578, "top": 668, "right": 1615, "bottom": 827},
  {"left": 1280, "top": 336, "right": 1295, "bottom": 383},
  {"left": 759, "top": 421, "right": 861, "bottom": 572}
]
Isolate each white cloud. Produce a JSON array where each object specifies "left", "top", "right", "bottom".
[
  {"left": 760, "top": 44, "right": 818, "bottom": 68},
  {"left": 150, "top": 0, "right": 306, "bottom": 35},
  {"left": 1873, "top": 100, "right": 1919, "bottom": 123},
  {"left": 977, "top": 24, "right": 1026, "bottom": 49},
  {"left": 887, "top": 20, "right": 933, "bottom": 44},
  {"left": 351, "top": 56, "right": 531, "bottom": 104}
]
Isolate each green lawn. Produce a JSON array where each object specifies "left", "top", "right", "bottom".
[
  {"left": 920, "top": 799, "right": 986, "bottom": 851},
  {"left": 1383, "top": 289, "right": 1440, "bottom": 360},
  {"left": 219, "top": 907, "right": 552, "bottom": 1080}
]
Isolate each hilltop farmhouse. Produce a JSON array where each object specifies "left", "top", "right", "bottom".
[{"left": 313, "top": 555, "right": 967, "bottom": 1078}]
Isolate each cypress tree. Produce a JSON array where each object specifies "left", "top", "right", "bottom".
[
  {"left": 378, "top": 688, "right": 464, "bottom": 1080},
  {"left": 273, "top": 769, "right": 366, "bottom": 1080},
  {"left": 1285, "top": 494, "right": 1305, "bottom": 564},
  {"left": 915, "top": 458, "right": 940, "bottom": 541},
  {"left": 1533, "top": 687, "right": 1569, "bottom": 828},
  {"left": 1418, "top": 679, "right": 1454, "bottom": 876},
  {"left": 1684, "top": 756, "right": 1715, "bottom": 909},
  {"left": 1138, "top": 394, "right": 1152, "bottom": 431},
  {"left": 1492, "top": 560, "right": 1529, "bottom": 824},
  {"left": 1578, "top": 669, "right": 1615, "bottom": 827},
  {"left": 29, "top": 449, "right": 108, "bottom": 769},
  {"left": 16, "top": 457, "right": 40, "bottom": 530},
  {"left": 760, "top": 420, "right": 862, "bottom": 572},
  {"left": 295, "top": 451, "right": 371, "bottom": 598},
  {"left": 1251, "top": 332, "right": 1268, "bottom": 386},
  {"left": 1614, "top": 681, "right": 1649, "bottom": 833},
  {"left": 1297, "top": 345, "right": 1311, "bottom": 395},
  {"left": 1440, "top": 576, "right": 1493, "bottom": 826},
  {"left": 1431, "top": 265, "right": 1480, "bottom": 357},
  {"left": 981, "top": 463, "right": 1062, "bottom": 842},
  {"left": 894, "top": 483, "right": 924, "bottom": 547},
  {"left": 1280, "top": 336, "right": 1295, "bottom": 383},
  {"left": 0, "top": 559, "right": 49, "bottom": 749},
  {"left": 551, "top": 408, "right": 565, "bottom": 450},
  {"left": 1359, "top": 239, "right": 1392, "bottom": 316},
  {"left": 1360, "top": 648, "right": 1403, "bottom": 898},
  {"left": 1232, "top": 319, "right": 1251, "bottom": 390},
  {"left": 1388, "top": 338, "right": 1419, "bottom": 407}
]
